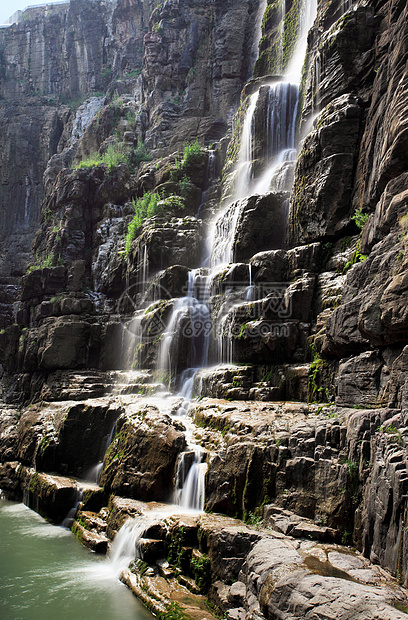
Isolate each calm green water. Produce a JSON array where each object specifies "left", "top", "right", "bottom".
[{"left": 0, "top": 499, "right": 153, "bottom": 620}]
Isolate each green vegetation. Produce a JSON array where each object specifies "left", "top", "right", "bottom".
[
  {"left": 101, "top": 66, "right": 112, "bottom": 80},
  {"left": 130, "top": 558, "right": 149, "bottom": 576},
  {"left": 167, "top": 526, "right": 186, "bottom": 567},
  {"left": 308, "top": 347, "right": 333, "bottom": 403},
  {"left": 377, "top": 424, "right": 403, "bottom": 444},
  {"left": 341, "top": 529, "right": 352, "bottom": 545},
  {"left": 133, "top": 142, "right": 152, "bottom": 167},
  {"left": 179, "top": 174, "right": 194, "bottom": 197},
  {"left": 283, "top": 0, "right": 301, "bottom": 69},
  {"left": 352, "top": 207, "right": 369, "bottom": 229},
  {"left": 158, "top": 603, "right": 192, "bottom": 620},
  {"left": 190, "top": 554, "right": 212, "bottom": 593},
  {"left": 343, "top": 241, "right": 368, "bottom": 273},
  {"left": 244, "top": 511, "right": 263, "bottom": 526},
  {"left": 124, "top": 68, "right": 142, "bottom": 79},
  {"left": 27, "top": 253, "right": 57, "bottom": 273},
  {"left": 182, "top": 140, "right": 202, "bottom": 168},
  {"left": 39, "top": 434, "right": 51, "bottom": 457},
  {"left": 124, "top": 191, "right": 160, "bottom": 257},
  {"left": 74, "top": 141, "right": 131, "bottom": 170},
  {"left": 167, "top": 526, "right": 212, "bottom": 595},
  {"left": 124, "top": 191, "right": 184, "bottom": 258}
]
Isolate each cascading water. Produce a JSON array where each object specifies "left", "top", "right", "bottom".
[
  {"left": 253, "top": 82, "right": 299, "bottom": 195},
  {"left": 210, "top": 82, "right": 299, "bottom": 270},
  {"left": 158, "top": 269, "right": 211, "bottom": 385},
  {"left": 107, "top": 0, "right": 318, "bottom": 580},
  {"left": 234, "top": 91, "right": 260, "bottom": 202},
  {"left": 173, "top": 411, "right": 207, "bottom": 511},
  {"left": 208, "top": 0, "right": 317, "bottom": 362},
  {"left": 285, "top": 0, "right": 318, "bottom": 83}
]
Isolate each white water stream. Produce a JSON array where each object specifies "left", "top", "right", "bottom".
[{"left": 106, "top": 0, "right": 317, "bottom": 577}]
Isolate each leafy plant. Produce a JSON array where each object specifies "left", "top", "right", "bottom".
[
  {"left": 133, "top": 142, "right": 152, "bottom": 167},
  {"left": 124, "top": 192, "right": 185, "bottom": 258},
  {"left": 244, "top": 511, "right": 263, "bottom": 526},
  {"left": 179, "top": 174, "right": 193, "bottom": 197},
  {"left": 27, "top": 253, "right": 56, "bottom": 273},
  {"left": 182, "top": 140, "right": 202, "bottom": 168},
  {"left": 352, "top": 207, "right": 369, "bottom": 229},
  {"left": 343, "top": 241, "right": 368, "bottom": 273},
  {"left": 190, "top": 554, "right": 212, "bottom": 593}
]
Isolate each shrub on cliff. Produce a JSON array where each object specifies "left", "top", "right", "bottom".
[
  {"left": 125, "top": 192, "right": 185, "bottom": 257},
  {"left": 182, "top": 140, "right": 202, "bottom": 168},
  {"left": 74, "top": 141, "right": 131, "bottom": 170}
]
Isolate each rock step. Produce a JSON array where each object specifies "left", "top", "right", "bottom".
[
  {"left": 194, "top": 363, "right": 310, "bottom": 402},
  {"left": 40, "top": 370, "right": 117, "bottom": 401},
  {"left": 138, "top": 538, "right": 167, "bottom": 563},
  {"left": 263, "top": 504, "right": 340, "bottom": 543},
  {"left": 111, "top": 382, "right": 166, "bottom": 396},
  {"left": 71, "top": 520, "right": 109, "bottom": 554}
]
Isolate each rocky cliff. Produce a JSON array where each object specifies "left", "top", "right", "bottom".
[{"left": 1, "top": 0, "right": 408, "bottom": 618}]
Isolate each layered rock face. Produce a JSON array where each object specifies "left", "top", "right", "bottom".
[
  {"left": 2, "top": 0, "right": 408, "bottom": 618},
  {"left": 0, "top": 0, "right": 258, "bottom": 276}
]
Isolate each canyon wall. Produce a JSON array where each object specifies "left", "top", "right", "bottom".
[{"left": 1, "top": 0, "right": 408, "bottom": 617}]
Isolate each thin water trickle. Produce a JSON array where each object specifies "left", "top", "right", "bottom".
[{"left": 234, "top": 91, "right": 260, "bottom": 202}]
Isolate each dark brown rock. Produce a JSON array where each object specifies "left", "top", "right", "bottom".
[{"left": 100, "top": 407, "right": 186, "bottom": 501}]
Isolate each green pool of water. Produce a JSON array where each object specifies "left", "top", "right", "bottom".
[{"left": 0, "top": 498, "right": 153, "bottom": 620}]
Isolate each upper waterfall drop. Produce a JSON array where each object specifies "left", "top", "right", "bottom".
[
  {"left": 284, "top": 0, "right": 318, "bottom": 83},
  {"left": 209, "top": 0, "right": 318, "bottom": 269}
]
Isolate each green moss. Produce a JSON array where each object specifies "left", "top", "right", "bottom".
[
  {"left": 167, "top": 526, "right": 186, "bottom": 567},
  {"left": 307, "top": 347, "right": 334, "bottom": 403},
  {"left": 283, "top": 0, "right": 301, "bottom": 70},
  {"left": 29, "top": 472, "right": 39, "bottom": 493},
  {"left": 39, "top": 434, "right": 51, "bottom": 457}
]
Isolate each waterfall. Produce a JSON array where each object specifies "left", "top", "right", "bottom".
[
  {"left": 253, "top": 82, "right": 299, "bottom": 195},
  {"left": 247, "top": 263, "right": 254, "bottom": 301},
  {"left": 196, "top": 149, "right": 217, "bottom": 219},
  {"left": 173, "top": 400, "right": 207, "bottom": 511},
  {"left": 85, "top": 421, "right": 118, "bottom": 485},
  {"left": 106, "top": 0, "right": 318, "bottom": 574},
  {"left": 250, "top": 0, "right": 268, "bottom": 74},
  {"left": 158, "top": 269, "right": 211, "bottom": 382},
  {"left": 174, "top": 446, "right": 206, "bottom": 511},
  {"left": 285, "top": 0, "right": 318, "bottom": 82},
  {"left": 234, "top": 91, "right": 259, "bottom": 202},
  {"left": 158, "top": 269, "right": 211, "bottom": 385},
  {"left": 210, "top": 200, "right": 243, "bottom": 268},
  {"left": 210, "top": 82, "right": 299, "bottom": 269},
  {"left": 109, "top": 508, "right": 173, "bottom": 576}
]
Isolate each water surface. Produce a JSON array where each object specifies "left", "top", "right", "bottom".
[{"left": 0, "top": 499, "right": 153, "bottom": 620}]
